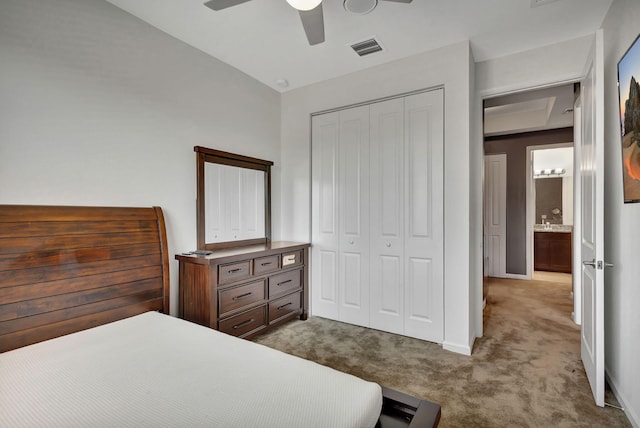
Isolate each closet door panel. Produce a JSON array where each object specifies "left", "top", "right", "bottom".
[
  {"left": 374, "top": 255, "right": 403, "bottom": 333},
  {"left": 311, "top": 112, "right": 340, "bottom": 319},
  {"left": 370, "top": 98, "right": 404, "bottom": 334},
  {"left": 319, "top": 250, "right": 338, "bottom": 302},
  {"left": 406, "top": 257, "right": 433, "bottom": 320},
  {"left": 403, "top": 89, "right": 444, "bottom": 342},
  {"left": 339, "top": 106, "right": 370, "bottom": 326}
]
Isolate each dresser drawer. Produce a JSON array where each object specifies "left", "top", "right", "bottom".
[
  {"left": 254, "top": 254, "right": 280, "bottom": 276},
  {"left": 281, "top": 250, "right": 303, "bottom": 268},
  {"left": 218, "top": 260, "right": 251, "bottom": 284},
  {"left": 219, "top": 280, "right": 265, "bottom": 316},
  {"left": 268, "top": 269, "right": 301, "bottom": 298},
  {"left": 219, "top": 305, "right": 266, "bottom": 338},
  {"left": 269, "top": 291, "right": 301, "bottom": 324}
]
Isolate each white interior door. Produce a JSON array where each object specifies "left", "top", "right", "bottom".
[
  {"left": 403, "top": 90, "right": 444, "bottom": 342},
  {"left": 311, "top": 111, "right": 340, "bottom": 319},
  {"left": 579, "top": 30, "right": 605, "bottom": 407},
  {"left": 484, "top": 154, "right": 507, "bottom": 278},
  {"left": 338, "top": 105, "right": 370, "bottom": 327},
  {"left": 370, "top": 97, "right": 405, "bottom": 334}
]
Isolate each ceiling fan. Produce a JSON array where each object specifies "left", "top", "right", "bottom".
[{"left": 203, "top": 0, "right": 413, "bottom": 46}]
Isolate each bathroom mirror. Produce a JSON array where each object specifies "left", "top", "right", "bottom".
[
  {"left": 532, "top": 147, "right": 574, "bottom": 226},
  {"left": 195, "top": 146, "right": 273, "bottom": 250}
]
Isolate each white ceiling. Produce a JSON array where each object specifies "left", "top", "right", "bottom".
[
  {"left": 484, "top": 83, "right": 575, "bottom": 136},
  {"left": 104, "top": 0, "right": 612, "bottom": 92}
]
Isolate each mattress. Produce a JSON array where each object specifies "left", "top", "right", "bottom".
[{"left": 0, "top": 312, "right": 382, "bottom": 427}]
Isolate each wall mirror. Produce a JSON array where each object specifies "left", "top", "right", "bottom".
[{"left": 195, "top": 146, "right": 273, "bottom": 250}]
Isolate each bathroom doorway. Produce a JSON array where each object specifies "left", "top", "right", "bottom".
[{"left": 529, "top": 145, "right": 575, "bottom": 318}]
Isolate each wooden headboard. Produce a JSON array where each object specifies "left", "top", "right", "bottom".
[{"left": 0, "top": 205, "right": 170, "bottom": 352}]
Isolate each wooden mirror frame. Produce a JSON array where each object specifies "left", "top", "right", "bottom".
[{"left": 195, "top": 146, "right": 273, "bottom": 250}]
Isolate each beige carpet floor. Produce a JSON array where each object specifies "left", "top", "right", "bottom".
[{"left": 254, "top": 275, "right": 630, "bottom": 427}]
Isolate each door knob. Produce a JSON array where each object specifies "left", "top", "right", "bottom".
[
  {"left": 583, "top": 260, "right": 615, "bottom": 269},
  {"left": 349, "top": 240, "right": 354, "bottom": 245},
  {"left": 386, "top": 242, "right": 391, "bottom": 248},
  {"left": 598, "top": 260, "right": 614, "bottom": 269}
]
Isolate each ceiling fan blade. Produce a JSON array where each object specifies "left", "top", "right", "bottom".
[
  {"left": 299, "top": 3, "right": 325, "bottom": 46},
  {"left": 381, "top": 0, "right": 412, "bottom": 3},
  {"left": 203, "top": 0, "right": 252, "bottom": 11}
]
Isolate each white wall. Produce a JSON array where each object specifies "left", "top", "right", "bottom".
[
  {"left": 476, "top": 35, "right": 593, "bottom": 97},
  {"left": 0, "top": 0, "right": 281, "bottom": 316},
  {"left": 601, "top": 0, "right": 640, "bottom": 425},
  {"left": 469, "top": 49, "right": 484, "bottom": 339},
  {"left": 280, "top": 41, "right": 475, "bottom": 354}
]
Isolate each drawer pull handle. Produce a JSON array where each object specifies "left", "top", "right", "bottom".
[
  {"left": 232, "top": 292, "right": 253, "bottom": 301},
  {"left": 228, "top": 268, "right": 242, "bottom": 273},
  {"left": 232, "top": 318, "right": 255, "bottom": 329},
  {"left": 277, "top": 302, "right": 293, "bottom": 311},
  {"left": 261, "top": 262, "right": 272, "bottom": 266},
  {"left": 277, "top": 280, "right": 292, "bottom": 286}
]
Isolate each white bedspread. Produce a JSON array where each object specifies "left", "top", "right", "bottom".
[{"left": 0, "top": 312, "right": 382, "bottom": 427}]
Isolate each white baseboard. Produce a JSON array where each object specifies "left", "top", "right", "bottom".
[
  {"left": 443, "top": 340, "right": 472, "bottom": 356},
  {"left": 606, "top": 369, "right": 640, "bottom": 428},
  {"left": 504, "top": 273, "right": 529, "bottom": 280}
]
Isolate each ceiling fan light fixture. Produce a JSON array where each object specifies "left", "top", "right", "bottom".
[
  {"left": 343, "top": 0, "right": 378, "bottom": 15},
  {"left": 286, "top": 0, "right": 322, "bottom": 11}
]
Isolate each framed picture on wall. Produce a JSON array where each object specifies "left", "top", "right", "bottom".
[{"left": 617, "top": 32, "right": 640, "bottom": 203}]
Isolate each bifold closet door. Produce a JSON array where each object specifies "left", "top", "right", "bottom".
[
  {"left": 311, "top": 106, "right": 370, "bottom": 325},
  {"left": 369, "top": 97, "right": 405, "bottom": 335},
  {"left": 312, "top": 89, "right": 444, "bottom": 343},
  {"left": 402, "top": 90, "right": 444, "bottom": 342},
  {"left": 338, "top": 106, "right": 370, "bottom": 327},
  {"left": 311, "top": 111, "right": 340, "bottom": 319}
]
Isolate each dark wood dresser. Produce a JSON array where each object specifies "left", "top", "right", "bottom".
[{"left": 176, "top": 241, "right": 310, "bottom": 339}]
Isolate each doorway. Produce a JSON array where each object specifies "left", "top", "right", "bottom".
[
  {"left": 483, "top": 83, "right": 578, "bottom": 322},
  {"left": 530, "top": 145, "right": 575, "bottom": 276}
]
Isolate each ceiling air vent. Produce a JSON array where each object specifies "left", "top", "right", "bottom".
[
  {"left": 530, "top": 0, "right": 562, "bottom": 7},
  {"left": 351, "top": 38, "right": 383, "bottom": 57}
]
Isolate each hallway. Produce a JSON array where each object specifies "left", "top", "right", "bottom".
[{"left": 483, "top": 274, "right": 628, "bottom": 426}]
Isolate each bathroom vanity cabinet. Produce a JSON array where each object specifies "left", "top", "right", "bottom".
[{"left": 534, "top": 230, "right": 572, "bottom": 274}]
